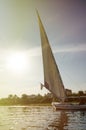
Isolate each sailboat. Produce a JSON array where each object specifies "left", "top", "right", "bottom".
[{"left": 37, "top": 11, "right": 86, "bottom": 111}]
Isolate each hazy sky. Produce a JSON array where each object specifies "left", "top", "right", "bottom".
[{"left": 0, "top": 0, "right": 86, "bottom": 98}]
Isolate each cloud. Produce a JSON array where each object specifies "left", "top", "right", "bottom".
[
  {"left": 0, "top": 42, "right": 86, "bottom": 62},
  {"left": 54, "top": 43, "right": 86, "bottom": 53},
  {"left": 26, "top": 43, "right": 86, "bottom": 57}
]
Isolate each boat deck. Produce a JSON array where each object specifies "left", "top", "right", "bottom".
[{"left": 52, "top": 102, "right": 86, "bottom": 111}]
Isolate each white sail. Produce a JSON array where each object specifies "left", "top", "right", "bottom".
[{"left": 37, "top": 11, "right": 66, "bottom": 102}]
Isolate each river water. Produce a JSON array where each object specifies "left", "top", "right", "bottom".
[{"left": 0, "top": 106, "right": 86, "bottom": 130}]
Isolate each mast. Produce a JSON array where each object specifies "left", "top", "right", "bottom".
[{"left": 37, "top": 11, "right": 66, "bottom": 102}]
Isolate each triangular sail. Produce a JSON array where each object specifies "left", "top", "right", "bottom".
[{"left": 37, "top": 11, "right": 66, "bottom": 102}]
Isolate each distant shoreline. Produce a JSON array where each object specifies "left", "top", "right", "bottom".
[{"left": 0, "top": 103, "right": 51, "bottom": 106}]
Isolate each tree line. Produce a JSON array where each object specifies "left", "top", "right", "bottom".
[
  {"left": 0, "top": 93, "right": 53, "bottom": 106},
  {"left": 0, "top": 90, "right": 86, "bottom": 106}
]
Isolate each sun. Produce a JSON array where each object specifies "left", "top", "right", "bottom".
[{"left": 7, "top": 52, "right": 28, "bottom": 73}]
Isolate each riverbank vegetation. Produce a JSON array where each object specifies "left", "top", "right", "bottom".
[
  {"left": 0, "top": 93, "right": 53, "bottom": 106},
  {"left": 0, "top": 90, "right": 86, "bottom": 106}
]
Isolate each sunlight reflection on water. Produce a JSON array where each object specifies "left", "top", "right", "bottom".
[{"left": 0, "top": 106, "right": 86, "bottom": 130}]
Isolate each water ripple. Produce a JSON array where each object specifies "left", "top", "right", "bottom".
[{"left": 0, "top": 106, "right": 86, "bottom": 130}]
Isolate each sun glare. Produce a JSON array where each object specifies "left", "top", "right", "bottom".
[{"left": 7, "top": 52, "right": 28, "bottom": 73}]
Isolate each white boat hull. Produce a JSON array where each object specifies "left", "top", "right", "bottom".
[{"left": 52, "top": 102, "right": 86, "bottom": 111}]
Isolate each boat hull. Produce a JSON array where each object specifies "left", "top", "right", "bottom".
[{"left": 52, "top": 102, "right": 86, "bottom": 111}]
